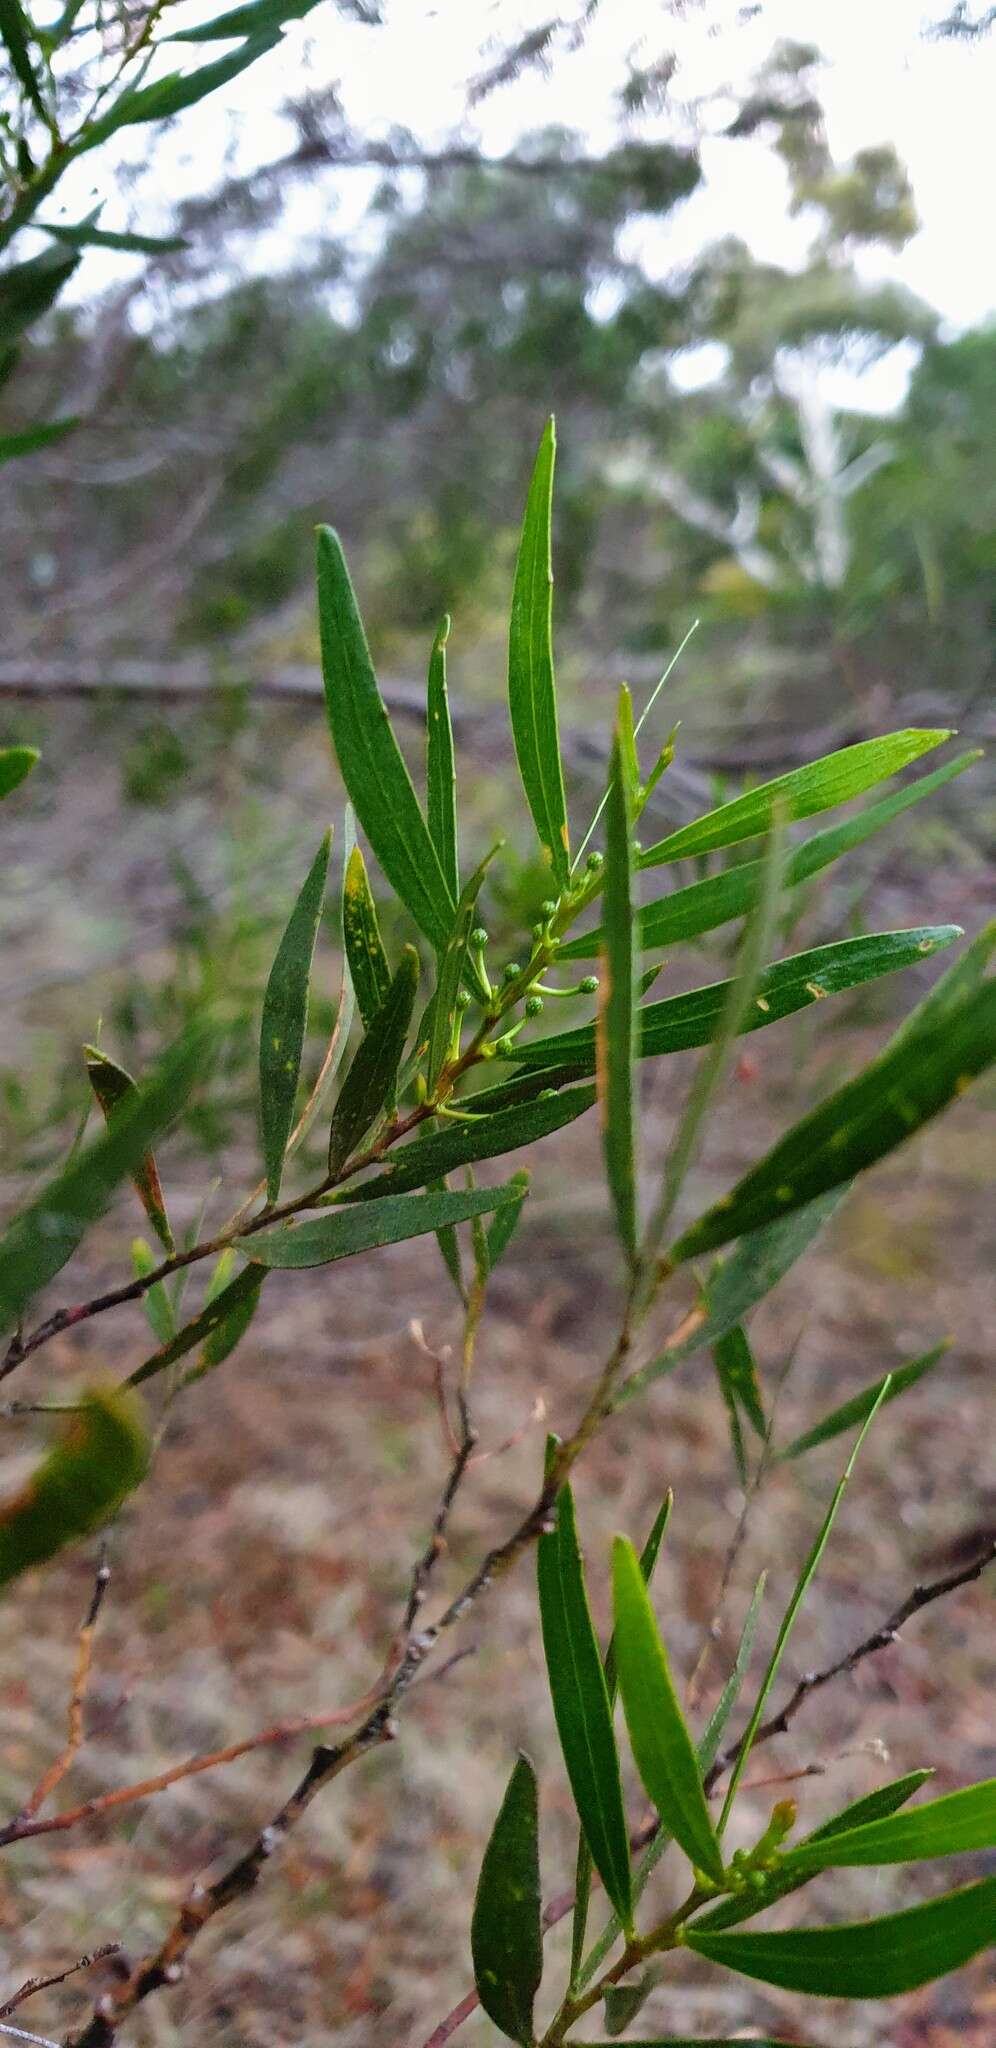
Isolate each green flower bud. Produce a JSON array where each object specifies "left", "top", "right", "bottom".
[
  {"left": 585, "top": 850, "right": 604, "bottom": 873},
  {"left": 503, "top": 961, "right": 521, "bottom": 984},
  {"left": 525, "top": 993, "right": 544, "bottom": 1017},
  {"left": 455, "top": 989, "right": 472, "bottom": 1011},
  {"left": 532, "top": 921, "right": 546, "bottom": 941},
  {"left": 494, "top": 1034, "right": 515, "bottom": 1056},
  {"left": 540, "top": 899, "right": 557, "bottom": 918},
  {"left": 579, "top": 974, "right": 599, "bottom": 994},
  {"left": 470, "top": 927, "right": 488, "bottom": 950}
]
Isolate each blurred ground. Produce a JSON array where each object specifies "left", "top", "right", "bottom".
[{"left": 0, "top": 696, "right": 993, "bottom": 2048}]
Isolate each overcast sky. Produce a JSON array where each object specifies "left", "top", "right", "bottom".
[{"left": 65, "top": 1, "right": 995, "bottom": 406}]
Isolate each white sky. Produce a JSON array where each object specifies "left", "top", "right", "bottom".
[{"left": 63, "top": 0, "right": 996, "bottom": 408}]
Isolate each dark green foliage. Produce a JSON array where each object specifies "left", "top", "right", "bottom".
[{"left": 471, "top": 1755, "right": 543, "bottom": 2045}]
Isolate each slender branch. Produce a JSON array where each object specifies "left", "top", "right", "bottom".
[
  {"left": 703, "top": 1533, "right": 996, "bottom": 1793},
  {"left": 0, "top": 1955, "right": 119, "bottom": 2022},
  {"left": 61, "top": 1301, "right": 640, "bottom": 2046},
  {"left": 2, "top": 916, "right": 568, "bottom": 1387}
]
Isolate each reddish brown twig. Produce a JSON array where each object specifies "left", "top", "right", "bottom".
[
  {"left": 0, "top": 1676, "right": 392, "bottom": 1852},
  {"left": 14, "top": 1551, "right": 111, "bottom": 1828}
]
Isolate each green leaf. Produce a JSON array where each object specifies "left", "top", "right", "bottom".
[
  {"left": 717, "top": 1391, "right": 886, "bottom": 1832},
  {"left": 779, "top": 1340, "right": 950, "bottom": 1460},
  {"left": 130, "top": 1238, "right": 176, "bottom": 1347},
  {"left": 189, "top": 1247, "right": 265, "bottom": 1381},
  {"left": 427, "top": 846, "right": 498, "bottom": 1092},
  {"left": 171, "top": 0, "right": 322, "bottom": 38},
  {"left": 0, "top": 1026, "right": 207, "bottom": 1339},
  {"left": 0, "top": 244, "right": 79, "bottom": 345},
  {"left": 601, "top": 1969, "right": 662, "bottom": 2035},
  {"left": 562, "top": 750, "right": 979, "bottom": 960},
  {"left": 597, "top": 689, "right": 640, "bottom": 1264},
  {"left": 327, "top": 945, "right": 418, "bottom": 1176},
  {"left": 698, "top": 1574, "right": 767, "bottom": 1776},
  {"left": 471, "top": 1753, "right": 543, "bottom": 2046},
  {"left": 687, "top": 1875, "right": 996, "bottom": 1997},
  {"left": 37, "top": 219, "right": 188, "bottom": 254},
  {"left": 341, "top": 842, "right": 391, "bottom": 1031},
  {"left": 713, "top": 1326, "right": 765, "bottom": 1485},
  {"left": 539, "top": 1485, "right": 634, "bottom": 1933},
  {"left": 0, "top": 417, "right": 78, "bottom": 461},
  {"left": 316, "top": 528, "right": 454, "bottom": 951},
  {"left": 0, "top": 1388, "right": 149, "bottom": 1593},
  {"left": 127, "top": 1264, "right": 264, "bottom": 1388},
  {"left": 639, "top": 816, "right": 785, "bottom": 1296},
  {"left": 79, "top": 35, "right": 282, "bottom": 154},
  {"left": 426, "top": 615, "right": 459, "bottom": 902},
  {"left": 248, "top": 1181, "right": 521, "bottom": 1270},
  {"left": 638, "top": 729, "right": 952, "bottom": 868},
  {"left": 781, "top": 1777, "right": 996, "bottom": 1877},
  {"left": 576, "top": 1570, "right": 763, "bottom": 1996},
  {"left": 484, "top": 1168, "right": 530, "bottom": 1272},
  {"left": 616, "top": 1192, "right": 847, "bottom": 1409},
  {"left": 83, "top": 1044, "right": 175, "bottom": 1252},
  {"left": 259, "top": 829, "right": 331, "bottom": 1203},
  {"left": 508, "top": 418, "right": 570, "bottom": 887},
  {"left": 672, "top": 964, "right": 996, "bottom": 1265},
  {"left": 0, "top": 745, "right": 38, "bottom": 798},
  {"left": 612, "top": 1535, "right": 725, "bottom": 1886},
  {"left": 572, "top": 1491, "right": 672, "bottom": 1982},
  {"left": 506, "top": 928, "right": 961, "bottom": 1075},
  {"left": 338, "top": 1087, "right": 594, "bottom": 1201},
  {"left": 0, "top": 0, "right": 47, "bottom": 121}
]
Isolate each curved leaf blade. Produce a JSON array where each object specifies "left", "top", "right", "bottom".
[
  {"left": 327, "top": 945, "right": 418, "bottom": 1175},
  {"left": 672, "top": 972, "right": 996, "bottom": 1264},
  {"left": 639, "top": 729, "right": 952, "bottom": 868},
  {"left": 782, "top": 1777, "right": 996, "bottom": 1876},
  {"left": 248, "top": 1181, "right": 520, "bottom": 1270},
  {"left": 83, "top": 1044, "right": 175, "bottom": 1253},
  {"left": 717, "top": 1393, "right": 886, "bottom": 1832},
  {"left": 127, "top": 1263, "right": 264, "bottom": 1388},
  {"left": 615, "top": 1191, "right": 847, "bottom": 1410},
  {"left": 80, "top": 35, "right": 281, "bottom": 153},
  {"left": 342, "top": 841, "right": 391, "bottom": 1032},
  {"left": 508, "top": 418, "right": 570, "bottom": 887},
  {"left": 0, "top": 1025, "right": 209, "bottom": 1336},
  {"left": 506, "top": 928, "right": 962, "bottom": 1074},
  {"left": 0, "top": 1389, "right": 148, "bottom": 1592},
  {"left": 338, "top": 1086, "right": 595, "bottom": 1201},
  {"left": 687, "top": 1876, "right": 996, "bottom": 1997},
  {"left": 0, "top": 745, "right": 38, "bottom": 798},
  {"left": 471, "top": 1754, "right": 543, "bottom": 2046},
  {"left": 317, "top": 528, "right": 454, "bottom": 951},
  {"left": 259, "top": 829, "right": 331, "bottom": 1203},
  {"left": 778, "top": 1340, "right": 950, "bottom": 1460},
  {"left": 597, "top": 690, "right": 640, "bottom": 1263},
  {"left": 426, "top": 615, "right": 459, "bottom": 902},
  {"left": 612, "top": 1536, "right": 725, "bottom": 1885},
  {"left": 563, "top": 750, "right": 979, "bottom": 960},
  {"left": 172, "top": 0, "right": 321, "bottom": 38},
  {"left": 539, "top": 1486, "right": 633, "bottom": 1933}
]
